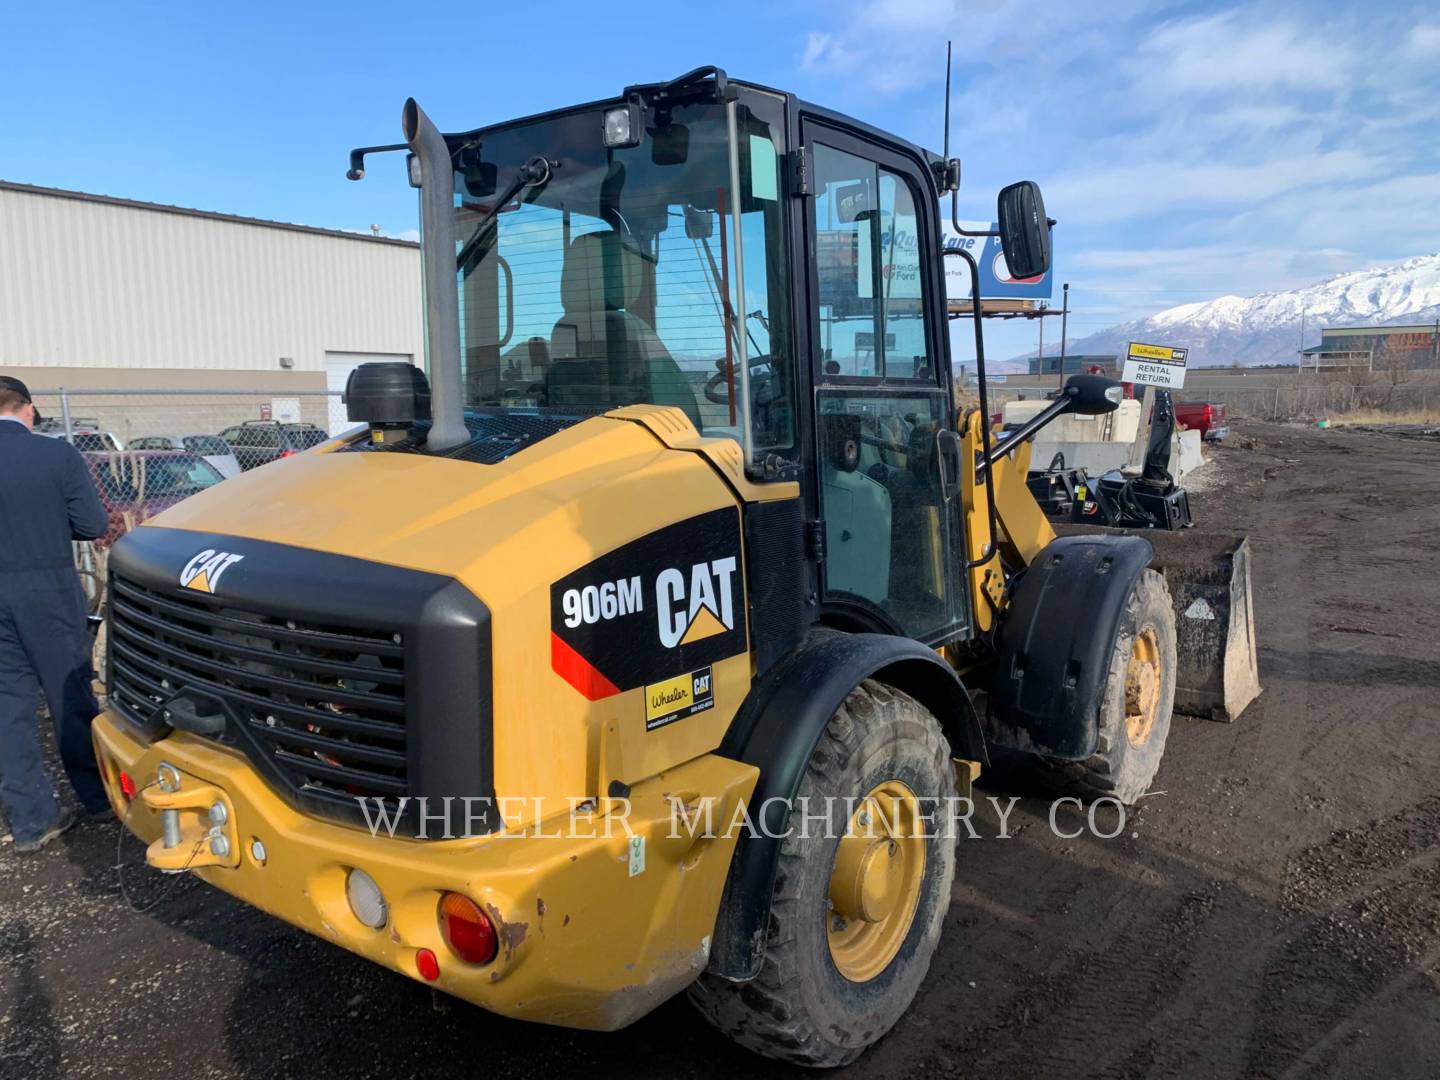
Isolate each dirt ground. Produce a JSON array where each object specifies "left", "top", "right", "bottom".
[{"left": 3, "top": 420, "right": 1438, "bottom": 1079}]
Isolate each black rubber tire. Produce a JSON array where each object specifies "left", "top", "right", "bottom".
[
  {"left": 1052, "top": 568, "right": 1177, "bottom": 804},
  {"left": 687, "top": 680, "right": 956, "bottom": 1068}
]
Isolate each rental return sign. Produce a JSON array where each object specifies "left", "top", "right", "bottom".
[{"left": 1122, "top": 341, "right": 1189, "bottom": 389}]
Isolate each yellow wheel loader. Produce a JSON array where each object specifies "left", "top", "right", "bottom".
[{"left": 92, "top": 67, "right": 1257, "bottom": 1067}]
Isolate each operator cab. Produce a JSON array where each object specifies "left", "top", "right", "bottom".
[{"left": 348, "top": 66, "right": 1057, "bottom": 647}]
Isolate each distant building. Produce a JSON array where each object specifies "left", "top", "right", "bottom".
[
  {"left": 1028, "top": 354, "right": 1117, "bottom": 376},
  {"left": 1301, "top": 324, "right": 1440, "bottom": 372},
  {"left": 0, "top": 181, "right": 422, "bottom": 434}
]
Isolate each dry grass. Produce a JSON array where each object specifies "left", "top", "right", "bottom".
[{"left": 1326, "top": 407, "right": 1440, "bottom": 426}]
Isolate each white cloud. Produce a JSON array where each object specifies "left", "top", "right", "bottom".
[
  {"left": 1137, "top": 12, "right": 1356, "bottom": 92},
  {"left": 1046, "top": 148, "right": 1387, "bottom": 223},
  {"left": 1406, "top": 24, "right": 1440, "bottom": 57}
]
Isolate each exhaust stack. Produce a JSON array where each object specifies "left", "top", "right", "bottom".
[{"left": 402, "top": 98, "right": 469, "bottom": 453}]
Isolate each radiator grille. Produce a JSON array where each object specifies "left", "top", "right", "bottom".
[{"left": 108, "top": 576, "right": 409, "bottom": 807}]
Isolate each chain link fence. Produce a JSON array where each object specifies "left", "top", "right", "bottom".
[{"left": 29, "top": 387, "right": 347, "bottom": 616}]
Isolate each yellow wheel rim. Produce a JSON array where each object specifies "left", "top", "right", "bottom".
[
  {"left": 1125, "top": 627, "right": 1162, "bottom": 749},
  {"left": 826, "top": 780, "right": 926, "bottom": 983}
]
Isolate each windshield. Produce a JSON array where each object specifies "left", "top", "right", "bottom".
[
  {"left": 93, "top": 455, "right": 224, "bottom": 502},
  {"left": 450, "top": 93, "right": 793, "bottom": 454},
  {"left": 183, "top": 435, "right": 231, "bottom": 456}
]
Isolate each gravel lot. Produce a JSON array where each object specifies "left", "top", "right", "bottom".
[{"left": 3, "top": 420, "right": 1438, "bottom": 1079}]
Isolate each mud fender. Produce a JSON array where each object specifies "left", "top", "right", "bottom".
[{"left": 989, "top": 534, "right": 1154, "bottom": 760}]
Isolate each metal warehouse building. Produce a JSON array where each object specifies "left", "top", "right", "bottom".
[
  {"left": 0, "top": 180, "right": 421, "bottom": 436},
  {"left": 1301, "top": 323, "right": 1440, "bottom": 373}
]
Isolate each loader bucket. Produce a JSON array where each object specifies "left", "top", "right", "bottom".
[
  {"left": 1055, "top": 526, "right": 1261, "bottom": 722},
  {"left": 1142, "top": 532, "right": 1260, "bottom": 722}
]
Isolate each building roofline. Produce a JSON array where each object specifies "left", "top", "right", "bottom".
[
  {"left": 1321, "top": 323, "right": 1440, "bottom": 335},
  {"left": 0, "top": 179, "right": 419, "bottom": 249}
]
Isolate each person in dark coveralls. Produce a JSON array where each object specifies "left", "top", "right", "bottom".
[{"left": 0, "top": 376, "right": 111, "bottom": 853}]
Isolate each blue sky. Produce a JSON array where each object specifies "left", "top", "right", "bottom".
[{"left": 4, "top": 0, "right": 1438, "bottom": 362}]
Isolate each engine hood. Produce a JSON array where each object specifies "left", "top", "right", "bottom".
[{"left": 144, "top": 414, "right": 733, "bottom": 612}]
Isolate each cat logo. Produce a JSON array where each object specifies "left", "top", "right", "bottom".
[
  {"left": 179, "top": 549, "right": 245, "bottom": 594},
  {"left": 548, "top": 508, "right": 746, "bottom": 701},
  {"left": 656, "top": 557, "right": 737, "bottom": 649}
]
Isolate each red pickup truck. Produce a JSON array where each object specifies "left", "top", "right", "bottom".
[{"left": 1175, "top": 400, "right": 1229, "bottom": 441}]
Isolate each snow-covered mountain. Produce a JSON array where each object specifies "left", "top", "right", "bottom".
[{"left": 1020, "top": 253, "right": 1440, "bottom": 369}]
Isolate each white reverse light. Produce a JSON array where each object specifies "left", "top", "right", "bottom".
[{"left": 346, "top": 868, "right": 389, "bottom": 930}]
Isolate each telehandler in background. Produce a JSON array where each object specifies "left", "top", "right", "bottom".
[{"left": 92, "top": 66, "right": 1258, "bottom": 1067}]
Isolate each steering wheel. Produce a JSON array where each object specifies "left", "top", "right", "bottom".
[{"left": 704, "top": 354, "right": 778, "bottom": 405}]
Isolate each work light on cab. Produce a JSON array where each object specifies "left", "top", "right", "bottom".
[{"left": 440, "top": 892, "right": 498, "bottom": 965}]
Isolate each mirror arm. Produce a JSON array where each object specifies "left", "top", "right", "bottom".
[
  {"left": 977, "top": 395, "right": 1074, "bottom": 480},
  {"left": 950, "top": 189, "right": 998, "bottom": 238},
  {"left": 944, "top": 192, "right": 1001, "bottom": 572},
  {"left": 346, "top": 143, "right": 410, "bottom": 182}
]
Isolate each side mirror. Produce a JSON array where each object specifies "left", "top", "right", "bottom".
[
  {"left": 996, "top": 180, "right": 1052, "bottom": 280},
  {"left": 834, "top": 182, "right": 872, "bottom": 223},
  {"left": 1062, "top": 373, "right": 1124, "bottom": 416},
  {"left": 684, "top": 205, "right": 714, "bottom": 240}
]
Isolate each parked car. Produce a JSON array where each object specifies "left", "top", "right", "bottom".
[
  {"left": 1175, "top": 401, "right": 1229, "bottom": 441},
  {"left": 218, "top": 420, "right": 328, "bottom": 470},
  {"left": 80, "top": 450, "right": 225, "bottom": 549},
  {"left": 37, "top": 424, "right": 125, "bottom": 451},
  {"left": 129, "top": 433, "right": 242, "bottom": 478}
]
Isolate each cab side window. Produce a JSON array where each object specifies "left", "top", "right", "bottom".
[{"left": 811, "top": 146, "right": 932, "bottom": 381}]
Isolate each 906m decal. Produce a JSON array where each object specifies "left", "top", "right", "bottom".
[{"left": 550, "top": 508, "right": 746, "bottom": 701}]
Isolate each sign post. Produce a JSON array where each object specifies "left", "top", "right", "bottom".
[{"left": 1122, "top": 342, "right": 1189, "bottom": 473}]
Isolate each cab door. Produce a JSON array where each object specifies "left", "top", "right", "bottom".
[{"left": 800, "top": 121, "right": 968, "bottom": 644}]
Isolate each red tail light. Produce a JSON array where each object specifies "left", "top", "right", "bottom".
[
  {"left": 440, "top": 892, "right": 499, "bottom": 965},
  {"left": 118, "top": 770, "right": 137, "bottom": 801},
  {"left": 415, "top": 948, "right": 441, "bottom": 982},
  {"left": 279, "top": 449, "right": 297, "bottom": 458}
]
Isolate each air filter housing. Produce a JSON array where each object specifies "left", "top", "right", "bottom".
[{"left": 344, "top": 362, "right": 431, "bottom": 439}]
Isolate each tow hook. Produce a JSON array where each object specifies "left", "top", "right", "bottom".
[{"left": 140, "top": 768, "right": 241, "bottom": 873}]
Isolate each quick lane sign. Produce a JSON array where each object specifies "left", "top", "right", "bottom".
[
  {"left": 1122, "top": 342, "right": 1189, "bottom": 389},
  {"left": 943, "top": 221, "right": 1055, "bottom": 301}
]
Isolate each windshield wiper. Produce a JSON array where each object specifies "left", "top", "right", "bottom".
[{"left": 456, "top": 156, "right": 555, "bottom": 273}]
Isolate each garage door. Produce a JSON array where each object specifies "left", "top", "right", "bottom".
[{"left": 324, "top": 352, "right": 414, "bottom": 435}]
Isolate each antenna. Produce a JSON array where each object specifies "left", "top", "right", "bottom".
[{"left": 942, "top": 40, "right": 953, "bottom": 162}]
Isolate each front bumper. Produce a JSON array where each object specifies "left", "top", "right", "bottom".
[{"left": 93, "top": 711, "right": 757, "bottom": 1031}]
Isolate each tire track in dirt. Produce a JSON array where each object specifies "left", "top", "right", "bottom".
[{"left": 1243, "top": 797, "right": 1440, "bottom": 1077}]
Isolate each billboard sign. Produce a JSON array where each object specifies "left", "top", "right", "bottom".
[{"left": 943, "top": 221, "right": 1055, "bottom": 302}]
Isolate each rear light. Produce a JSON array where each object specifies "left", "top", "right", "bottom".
[
  {"left": 118, "top": 770, "right": 137, "bottom": 801},
  {"left": 440, "top": 892, "right": 498, "bottom": 965},
  {"left": 279, "top": 449, "right": 297, "bottom": 459},
  {"left": 345, "top": 868, "right": 389, "bottom": 929},
  {"left": 415, "top": 948, "right": 441, "bottom": 982}
]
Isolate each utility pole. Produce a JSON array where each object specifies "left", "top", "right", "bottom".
[
  {"left": 1298, "top": 310, "right": 1306, "bottom": 378},
  {"left": 1058, "top": 282, "right": 1070, "bottom": 389},
  {"left": 1036, "top": 302, "right": 1046, "bottom": 380}
]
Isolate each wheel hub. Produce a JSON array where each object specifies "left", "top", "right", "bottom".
[
  {"left": 1124, "top": 627, "right": 1162, "bottom": 748},
  {"left": 827, "top": 780, "right": 925, "bottom": 982}
]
